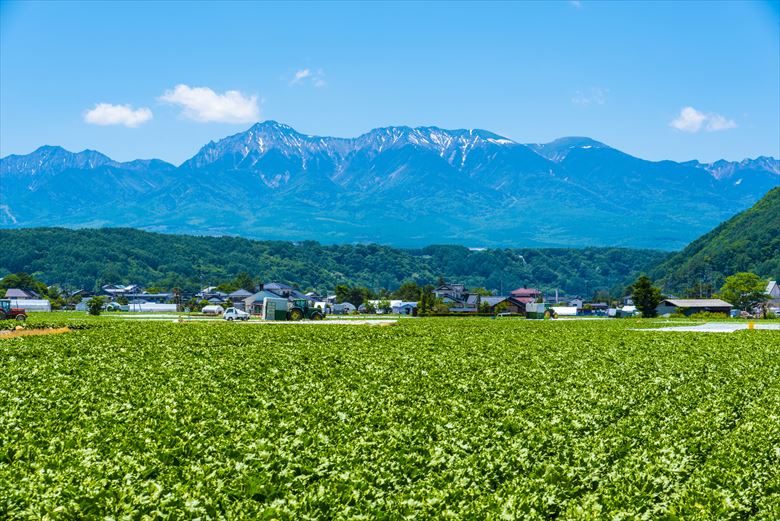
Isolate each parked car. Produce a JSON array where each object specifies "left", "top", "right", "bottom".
[{"left": 223, "top": 307, "right": 250, "bottom": 321}]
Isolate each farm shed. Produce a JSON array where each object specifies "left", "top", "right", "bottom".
[{"left": 656, "top": 299, "right": 733, "bottom": 316}]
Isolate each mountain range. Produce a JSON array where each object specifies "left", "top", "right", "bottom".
[{"left": 1, "top": 121, "right": 778, "bottom": 249}]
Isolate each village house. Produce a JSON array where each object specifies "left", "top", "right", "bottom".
[
  {"left": 510, "top": 287, "right": 542, "bottom": 304},
  {"left": 480, "top": 296, "right": 508, "bottom": 313},
  {"left": 227, "top": 289, "right": 253, "bottom": 310},
  {"left": 101, "top": 284, "right": 141, "bottom": 298},
  {"left": 243, "top": 290, "right": 284, "bottom": 314},
  {"left": 766, "top": 280, "right": 780, "bottom": 307},
  {"left": 125, "top": 292, "right": 173, "bottom": 304},
  {"left": 305, "top": 292, "right": 325, "bottom": 302},
  {"left": 433, "top": 283, "right": 466, "bottom": 301}
]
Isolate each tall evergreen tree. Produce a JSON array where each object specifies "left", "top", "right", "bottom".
[{"left": 631, "top": 275, "right": 662, "bottom": 318}]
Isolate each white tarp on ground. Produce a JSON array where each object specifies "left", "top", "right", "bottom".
[
  {"left": 127, "top": 303, "right": 177, "bottom": 312},
  {"left": 10, "top": 299, "right": 51, "bottom": 312},
  {"left": 636, "top": 322, "right": 780, "bottom": 333}
]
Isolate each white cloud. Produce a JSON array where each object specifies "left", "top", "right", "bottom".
[
  {"left": 159, "top": 84, "right": 259, "bottom": 123},
  {"left": 83, "top": 103, "right": 152, "bottom": 127},
  {"left": 670, "top": 106, "right": 737, "bottom": 133},
  {"left": 705, "top": 113, "right": 738, "bottom": 131},
  {"left": 572, "top": 87, "right": 607, "bottom": 106},
  {"left": 290, "top": 68, "right": 326, "bottom": 87},
  {"left": 292, "top": 69, "right": 311, "bottom": 84}
]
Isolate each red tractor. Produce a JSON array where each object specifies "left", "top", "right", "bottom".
[{"left": 0, "top": 299, "right": 27, "bottom": 321}]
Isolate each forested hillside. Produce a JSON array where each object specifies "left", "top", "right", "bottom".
[
  {"left": 653, "top": 187, "right": 780, "bottom": 293},
  {"left": 0, "top": 228, "right": 668, "bottom": 296}
]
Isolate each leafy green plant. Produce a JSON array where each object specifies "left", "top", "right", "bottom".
[{"left": 1, "top": 317, "right": 778, "bottom": 518}]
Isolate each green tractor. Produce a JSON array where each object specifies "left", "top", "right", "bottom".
[{"left": 288, "top": 298, "right": 324, "bottom": 321}]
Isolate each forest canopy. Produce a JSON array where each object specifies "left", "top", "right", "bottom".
[{"left": 0, "top": 227, "right": 669, "bottom": 297}]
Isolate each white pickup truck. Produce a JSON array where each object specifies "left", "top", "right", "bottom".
[{"left": 223, "top": 307, "right": 250, "bottom": 321}]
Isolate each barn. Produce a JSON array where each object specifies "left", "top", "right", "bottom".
[{"left": 656, "top": 298, "right": 733, "bottom": 316}]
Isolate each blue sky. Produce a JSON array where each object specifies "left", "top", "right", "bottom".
[{"left": 1, "top": 0, "right": 778, "bottom": 164}]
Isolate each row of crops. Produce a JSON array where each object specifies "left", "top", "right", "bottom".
[{"left": 1, "top": 317, "right": 779, "bottom": 518}]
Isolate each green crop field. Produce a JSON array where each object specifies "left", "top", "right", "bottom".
[{"left": 1, "top": 317, "right": 779, "bottom": 519}]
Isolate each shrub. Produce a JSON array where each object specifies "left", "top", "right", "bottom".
[
  {"left": 86, "top": 296, "right": 104, "bottom": 316},
  {"left": 688, "top": 311, "right": 729, "bottom": 320}
]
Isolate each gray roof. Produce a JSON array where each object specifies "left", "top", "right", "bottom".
[
  {"left": 289, "top": 289, "right": 313, "bottom": 300},
  {"left": 245, "top": 290, "right": 283, "bottom": 303},
  {"left": 662, "top": 299, "right": 733, "bottom": 308},
  {"left": 440, "top": 295, "right": 466, "bottom": 304},
  {"left": 482, "top": 296, "right": 509, "bottom": 307},
  {"left": 229, "top": 289, "right": 253, "bottom": 298},
  {"left": 264, "top": 282, "right": 293, "bottom": 290},
  {"left": 4, "top": 288, "right": 31, "bottom": 298}
]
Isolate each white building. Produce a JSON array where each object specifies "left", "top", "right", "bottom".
[
  {"left": 551, "top": 306, "right": 577, "bottom": 316},
  {"left": 766, "top": 281, "right": 780, "bottom": 307},
  {"left": 128, "top": 303, "right": 177, "bottom": 312},
  {"left": 10, "top": 299, "right": 51, "bottom": 312}
]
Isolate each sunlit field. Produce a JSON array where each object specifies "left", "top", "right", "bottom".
[{"left": 1, "top": 316, "right": 779, "bottom": 519}]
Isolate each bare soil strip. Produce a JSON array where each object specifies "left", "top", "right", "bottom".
[{"left": 0, "top": 327, "right": 72, "bottom": 339}]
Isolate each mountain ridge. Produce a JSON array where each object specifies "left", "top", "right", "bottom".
[{"left": 1, "top": 122, "right": 778, "bottom": 250}]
